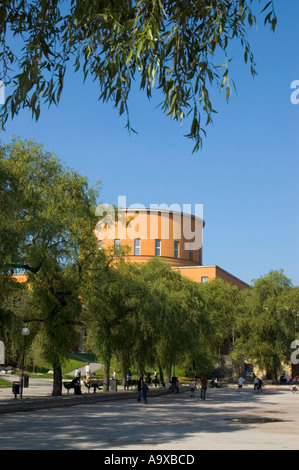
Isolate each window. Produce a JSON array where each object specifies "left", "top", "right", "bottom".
[
  {"left": 114, "top": 239, "right": 120, "bottom": 254},
  {"left": 201, "top": 276, "right": 209, "bottom": 283},
  {"left": 134, "top": 238, "right": 141, "bottom": 256},
  {"left": 155, "top": 239, "right": 161, "bottom": 256},
  {"left": 174, "top": 241, "right": 179, "bottom": 258}
]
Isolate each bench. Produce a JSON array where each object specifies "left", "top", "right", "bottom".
[
  {"left": 63, "top": 381, "right": 81, "bottom": 395},
  {"left": 83, "top": 379, "right": 103, "bottom": 393}
]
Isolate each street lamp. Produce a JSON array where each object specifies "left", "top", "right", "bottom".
[{"left": 20, "top": 327, "right": 30, "bottom": 399}]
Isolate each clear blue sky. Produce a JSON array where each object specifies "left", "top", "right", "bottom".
[{"left": 1, "top": 1, "right": 298, "bottom": 287}]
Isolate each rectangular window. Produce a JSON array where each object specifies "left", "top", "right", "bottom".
[
  {"left": 174, "top": 241, "right": 179, "bottom": 258},
  {"left": 201, "top": 276, "right": 209, "bottom": 283},
  {"left": 155, "top": 239, "right": 161, "bottom": 256},
  {"left": 134, "top": 238, "right": 141, "bottom": 256},
  {"left": 114, "top": 239, "right": 120, "bottom": 254}
]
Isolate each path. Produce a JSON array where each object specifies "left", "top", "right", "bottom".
[{"left": 0, "top": 387, "right": 298, "bottom": 450}]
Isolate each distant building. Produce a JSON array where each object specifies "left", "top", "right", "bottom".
[{"left": 96, "top": 207, "right": 249, "bottom": 290}]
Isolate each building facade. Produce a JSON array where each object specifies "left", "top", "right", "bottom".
[{"left": 96, "top": 207, "right": 249, "bottom": 290}]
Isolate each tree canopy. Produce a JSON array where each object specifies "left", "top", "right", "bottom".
[
  {"left": 0, "top": 137, "right": 100, "bottom": 394},
  {"left": 0, "top": 0, "right": 277, "bottom": 151},
  {"left": 232, "top": 270, "right": 296, "bottom": 381}
]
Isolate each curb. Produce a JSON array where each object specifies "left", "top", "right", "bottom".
[{"left": 0, "top": 388, "right": 172, "bottom": 415}]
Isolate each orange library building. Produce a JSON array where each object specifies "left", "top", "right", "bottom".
[{"left": 96, "top": 207, "right": 249, "bottom": 290}]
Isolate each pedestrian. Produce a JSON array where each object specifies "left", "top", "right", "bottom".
[
  {"left": 85, "top": 363, "right": 91, "bottom": 378},
  {"left": 189, "top": 380, "right": 196, "bottom": 397},
  {"left": 211, "top": 378, "right": 219, "bottom": 388},
  {"left": 142, "top": 381, "right": 149, "bottom": 404},
  {"left": 75, "top": 367, "right": 81, "bottom": 379},
  {"left": 257, "top": 378, "right": 263, "bottom": 393},
  {"left": 137, "top": 376, "right": 143, "bottom": 402},
  {"left": 84, "top": 375, "right": 91, "bottom": 391},
  {"left": 153, "top": 370, "right": 159, "bottom": 387},
  {"left": 253, "top": 377, "right": 258, "bottom": 392},
  {"left": 238, "top": 376, "right": 244, "bottom": 391},
  {"left": 200, "top": 375, "right": 208, "bottom": 400},
  {"left": 126, "top": 370, "right": 132, "bottom": 389}
]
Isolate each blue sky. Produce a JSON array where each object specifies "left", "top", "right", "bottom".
[{"left": 1, "top": 1, "right": 298, "bottom": 287}]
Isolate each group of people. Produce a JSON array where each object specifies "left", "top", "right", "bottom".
[
  {"left": 71, "top": 363, "right": 93, "bottom": 390},
  {"left": 68, "top": 363, "right": 92, "bottom": 394},
  {"left": 238, "top": 376, "right": 263, "bottom": 393},
  {"left": 167, "top": 376, "right": 180, "bottom": 393},
  {"left": 253, "top": 377, "right": 263, "bottom": 393},
  {"left": 188, "top": 374, "right": 264, "bottom": 397},
  {"left": 189, "top": 375, "right": 208, "bottom": 400}
]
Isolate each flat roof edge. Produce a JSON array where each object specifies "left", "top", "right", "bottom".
[{"left": 172, "top": 264, "right": 250, "bottom": 287}]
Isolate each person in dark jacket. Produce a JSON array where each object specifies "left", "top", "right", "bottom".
[
  {"left": 137, "top": 376, "right": 143, "bottom": 402},
  {"left": 200, "top": 376, "right": 208, "bottom": 400},
  {"left": 142, "top": 382, "right": 149, "bottom": 404}
]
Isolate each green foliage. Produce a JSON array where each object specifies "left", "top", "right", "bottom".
[
  {"left": 0, "top": 137, "right": 99, "bottom": 275},
  {"left": 232, "top": 270, "right": 295, "bottom": 379},
  {"left": 0, "top": 137, "right": 100, "bottom": 394},
  {"left": 0, "top": 377, "right": 12, "bottom": 388},
  {"left": 82, "top": 256, "right": 210, "bottom": 381},
  {"left": 198, "top": 277, "right": 241, "bottom": 354},
  {"left": 0, "top": 1, "right": 277, "bottom": 151}
]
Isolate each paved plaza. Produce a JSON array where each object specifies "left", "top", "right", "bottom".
[{"left": 0, "top": 376, "right": 298, "bottom": 450}]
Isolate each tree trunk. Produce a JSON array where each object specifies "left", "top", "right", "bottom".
[
  {"left": 52, "top": 360, "right": 62, "bottom": 396},
  {"left": 137, "top": 363, "right": 143, "bottom": 380},
  {"left": 166, "top": 363, "right": 172, "bottom": 384},
  {"left": 103, "top": 360, "right": 110, "bottom": 392},
  {"left": 158, "top": 364, "right": 164, "bottom": 386}
]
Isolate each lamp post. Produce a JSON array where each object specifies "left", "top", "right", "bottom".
[{"left": 20, "top": 327, "right": 30, "bottom": 399}]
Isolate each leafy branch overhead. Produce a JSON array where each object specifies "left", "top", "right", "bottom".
[{"left": 0, "top": 0, "right": 276, "bottom": 151}]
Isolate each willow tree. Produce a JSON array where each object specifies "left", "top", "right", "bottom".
[
  {"left": 81, "top": 245, "right": 134, "bottom": 392},
  {"left": 135, "top": 258, "right": 208, "bottom": 382},
  {"left": 198, "top": 277, "right": 242, "bottom": 356},
  {"left": 0, "top": 0, "right": 277, "bottom": 151},
  {"left": 0, "top": 137, "right": 99, "bottom": 395},
  {"left": 233, "top": 270, "right": 293, "bottom": 382}
]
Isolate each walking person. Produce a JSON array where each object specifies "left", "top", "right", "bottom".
[
  {"left": 257, "top": 378, "right": 263, "bottom": 393},
  {"left": 137, "top": 376, "right": 143, "bottom": 402},
  {"left": 125, "top": 370, "right": 132, "bottom": 390},
  {"left": 142, "top": 381, "right": 149, "bottom": 404},
  {"left": 238, "top": 376, "right": 244, "bottom": 391},
  {"left": 200, "top": 375, "right": 207, "bottom": 400},
  {"left": 85, "top": 363, "right": 91, "bottom": 378},
  {"left": 189, "top": 380, "right": 196, "bottom": 397}
]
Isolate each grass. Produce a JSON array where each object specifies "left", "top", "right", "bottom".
[
  {"left": 0, "top": 352, "right": 101, "bottom": 386},
  {"left": 0, "top": 351, "right": 193, "bottom": 387},
  {"left": 0, "top": 377, "right": 12, "bottom": 388}
]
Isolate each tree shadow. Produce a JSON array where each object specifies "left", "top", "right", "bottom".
[{"left": 0, "top": 388, "right": 292, "bottom": 450}]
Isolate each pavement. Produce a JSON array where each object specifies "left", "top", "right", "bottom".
[
  {"left": 0, "top": 380, "right": 299, "bottom": 450},
  {"left": 66, "top": 354, "right": 104, "bottom": 376}
]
